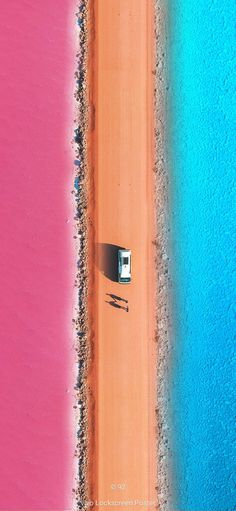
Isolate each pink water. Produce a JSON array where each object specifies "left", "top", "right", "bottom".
[{"left": 0, "top": 2, "right": 75, "bottom": 509}]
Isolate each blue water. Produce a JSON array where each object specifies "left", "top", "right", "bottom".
[{"left": 168, "top": 0, "right": 236, "bottom": 510}]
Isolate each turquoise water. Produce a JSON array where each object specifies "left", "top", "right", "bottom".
[{"left": 168, "top": 0, "right": 236, "bottom": 510}]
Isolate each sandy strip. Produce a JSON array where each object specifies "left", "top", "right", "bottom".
[
  {"left": 89, "top": 1, "right": 157, "bottom": 510},
  {"left": 73, "top": 1, "right": 171, "bottom": 510}
]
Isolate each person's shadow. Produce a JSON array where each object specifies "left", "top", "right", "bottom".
[
  {"left": 95, "top": 243, "right": 125, "bottom": 282},
  {"left": 105, "top": 300, "right": 128, "bottom": 312}
]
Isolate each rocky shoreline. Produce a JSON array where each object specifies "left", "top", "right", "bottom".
[
  {"left": 154, "top": 1, "right": 172, "bottom": 509},
  {"left": 73, "top": 1, "right": 91, "bottom": 509}
]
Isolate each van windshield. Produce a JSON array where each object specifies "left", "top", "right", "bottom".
[{"left": 123, "top": 257, "right": 129, "bottom": 265}]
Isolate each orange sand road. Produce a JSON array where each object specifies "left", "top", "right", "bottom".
[{"left": 91, "top": 1, "right": 157, "bottom": 509}]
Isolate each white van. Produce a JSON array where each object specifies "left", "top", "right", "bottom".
[{"left": 118, "top": 249, "right": 131, "bottom": 283}]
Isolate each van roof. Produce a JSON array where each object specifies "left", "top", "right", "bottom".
[{"left": 118, "top": 249, "right": 131, "bottom": 256}]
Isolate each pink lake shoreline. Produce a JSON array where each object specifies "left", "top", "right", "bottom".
[{"left": 0, "top": 1, "right": 77, "bottom": 509}]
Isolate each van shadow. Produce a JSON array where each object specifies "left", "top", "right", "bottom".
[{"left": 95, "top": 243, "right": 125, "bottom": 282}]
